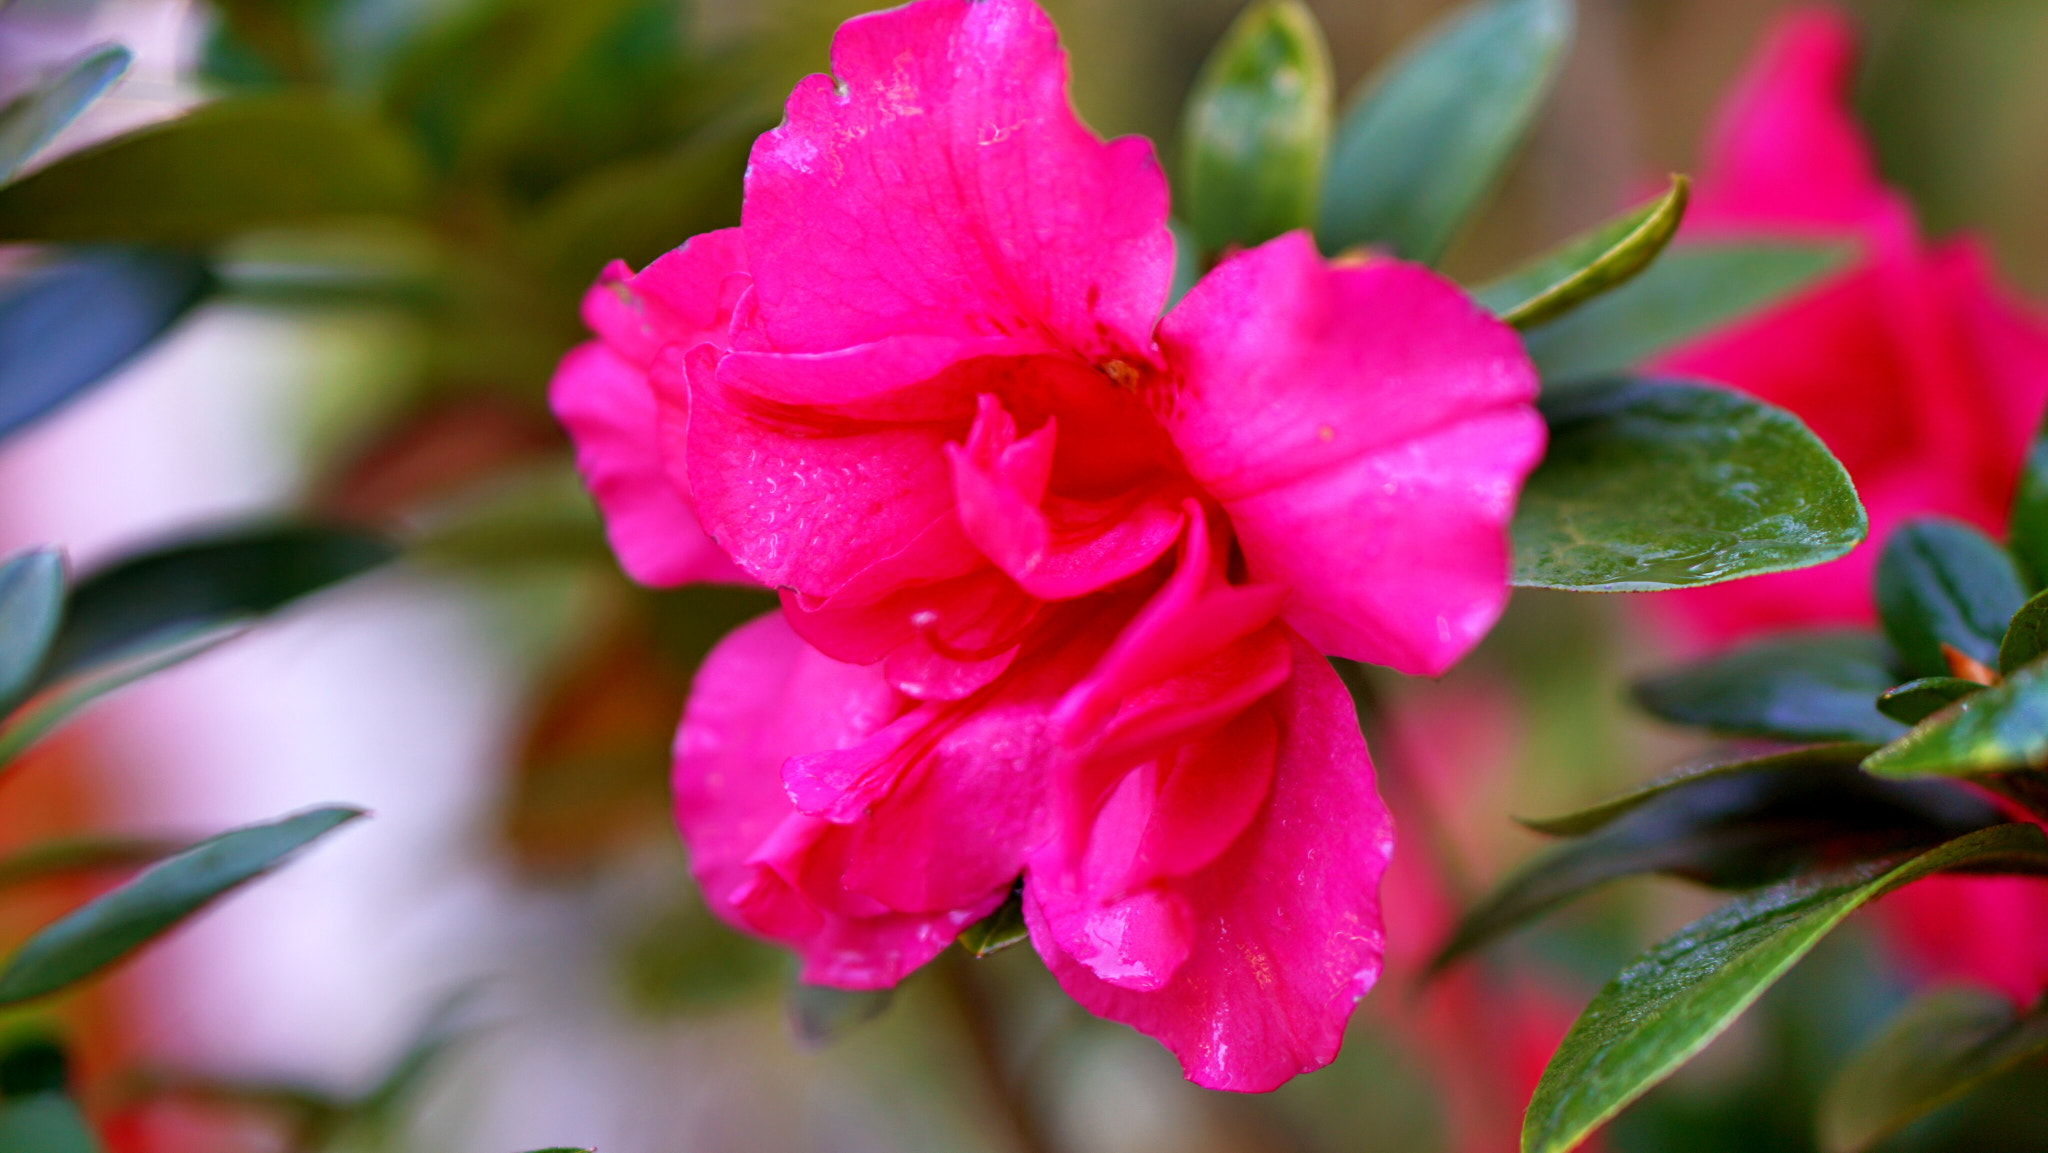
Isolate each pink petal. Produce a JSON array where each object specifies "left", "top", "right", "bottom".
[
  {"left": 739, "top": 0, "right": 1171, "bottom": 359},
  {"left": 671, "top": 613, "right": 1002, "bottom": 987},
  {"left": 782, "top": 568, "right": 1040, "bottom": 701},
  {"left": 548, "top": 341, "right": 748, "bottom": 587},
  {"left": 1878, "top": 872, "right": 2048, "bottom": 1006},
  {"left": 1157, "top": 234, "right": 1543, "bottom": 675},
  {"left": 1026, "top": 631, "right": 1394, "bottom": 1091},
  {"left": 580, "top": 228, "right": 750, "bottom": 365}
]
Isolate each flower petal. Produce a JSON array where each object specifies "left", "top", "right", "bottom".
[
  {"left": 741, "top": 0, "right": 1171, "bottom": 358},
  {"left": 1157, "top": 234, "right": 1543, "bottom": 675},
  {"left": 581, "top": 228, "right": 749, "bottom": 365}
]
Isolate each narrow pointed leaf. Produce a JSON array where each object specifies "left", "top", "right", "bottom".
[
  {"left": 1517, "top": 743, "right": 1889, "bottom": 837},
  {"left": 0, "top": 249, "right": 215, "bottom": 444},
  {"left": 0, "top": 96, "right": 423, "bottom": 245},
  {"left": 0, "top": 806, "right": 363, "bottom": 1004},
  {"left": 2001, "top": 588, "right": 2048, "bottom": 675},
  {"left": 1632, "top": 632, "right": 1902, "bottom": 743},
  {"left": 1513, "top": 380, "right": 1867, "bottom": 591},
  {"left": 0, "top": 44, "right": 131, "bottom": 184},
  {"left": 0, "top": 549, "right": 64, "bottom": 714},
  {"left": 1473, "top": 175, "right": 1689, "bottom": 328},
  {"left": 2010, "top": 411, "right": 2048, "bottom": 591},
  {"left": 1182, "top": 0, "right": 1333, "bottom": 254},
  {"left": 0, "top": 631, "right": 232, "bottom": 769},
  {"left": 1818, "top": 986, "right": 2048, "bottom": 1153},
  {"left": 0, "top": 836, "right": 185, "bottom": 891},
  {"left": 1522, "top": 822, "right": 2048, "bottom": 1153},
  {"left": 1863, "top": 654, "right": 2048, "bottom": 778},
  {"left": 1433, "top": 744, "right": 1997, "bottom": 973},
  {"left": 1318, "top": 0, "right": 1572, "bottom": 263},
  {"left": 1876, "top": 518, "right": 2026, "bottom": 679},
  {"left": 1522, "top": 243, "right": 1849, "bottom": 381},
  {"left": 957, "top": 883, "right": 1027, "bottom": 959},
  {"left": 1876, "top": 677, "right": 1983, "bottom": 726},
  {"left": 38, "top": 524, "right": 395, "bottom": 688}
]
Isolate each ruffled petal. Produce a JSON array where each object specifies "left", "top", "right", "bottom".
[
  {"left": 581, "top": 228, "right": 749, "bottom": 365},
  {"left": 1157, "top": 234, "right": 1543, "bottom": 675},
  {"left": 740, "top": 0, "right": 1171, "bottom": 358}
]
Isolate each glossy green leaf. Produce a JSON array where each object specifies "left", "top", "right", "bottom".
[
  {"left": 39, "top": 524, "right": 395, "bottom": 687},
  {"left": 1182, "top": 0, "right": 1333, "bottom": 254},
  {"left": 2001, "top": 588, "right": 2048, "bottom": 674},
  {"left": 1473, "top": 175, "right": 1689, "bottom": 329},
  {"left": 1522, "top": 822, "right": 2048, "bottom": 1153},
  {"left": 0, "top": 1095, "right": 100, "bottom": 1153},
  {"left": 1521, "top": 243, "right": 1849, "bottom": 381},
  {"left": 0, "top": 249, "right": 216, "bottom": 445},
  {"left": 0, "top": 548, "right": 64, "bottom": 715},
  {"left": 0, "top": 44, "right": 131, "bottom": 184},
  {"left": 1516, "top": 743, "right": 1892, "bottom": 837},
  {"left": 0, "top": 96, "right": 423, "bottom": 245},
  {"left": 1876, "top": 518, "right": 2026, "bottom": 679},
  {"left": 1876, "top": 677, "right": 1984, "bottom": 726},
  {"left": 1818, "top": 986, "right": 2048, "bottom": 1153},
  {"left": 1632, "top": 632, "right": 1902, "bottom": 743},
  {"left": 788, "top": 983, "right": 892, "bottom": 1045},
  {"left": 0, "top": 807, "right": 363, "bottom": 1005},
  {"left": 0, "top": 631, "right": 231, "bottom": 768},
  {"left": 1863, "top": 654, "right": 2048, "bottom": 778},
  {"left": 1433, "top": 744, "right": 1997, "bottom": 973},
  {"left": 1512, "top": 380, "right": 1868, "bottom": 591},
  {"left": 2009, "top": 410, "right": 2048, "bottom": 591},
  {"left": 958, "top": 883, "right": 1027, "bottom": 959},
  {"left": 1318, "top": 0, "right": 1572, "bottom": 263}
]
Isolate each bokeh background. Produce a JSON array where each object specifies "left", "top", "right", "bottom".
[{"left": 1, "top": 0, "right": 2046, "bottom": 1150}]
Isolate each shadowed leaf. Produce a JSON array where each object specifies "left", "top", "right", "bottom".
[
  {"left": 958, "top": 883, "right": 1027, "bottom": 959},
  {"left": 1875, "top": 518, "right": 2025, "bottom": 679},
  {"left": 2001, "top": 588, "right": 2048, "bottom": 675},
  {"left": 1818, "top": 986, "right": 2048, "bottom": 1153},
  {"left": 1632, "top": 631, "right": 1903, "bottom": 743},
  {"left": 1876, "top": 677, "right": 1983, "bottom": 726},
  {"left": 1863, "top": 654, "right": 2048, "bottom": 778}
]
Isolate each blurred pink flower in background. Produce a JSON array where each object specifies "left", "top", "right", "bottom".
[
  {"left": 1648, "top": 5, "right": 2048, "bottom": 1007},
  {"left": 551, "top": 0, "right": 1545, "bottom": 1091}
]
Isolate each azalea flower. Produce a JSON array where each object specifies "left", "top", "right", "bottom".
[
  {"left": 1647, "top": 6, "right": 2048, "bottom": 1007},
  {"left": 551, "top": 0, "right": 1543, "bottom": 1090}
]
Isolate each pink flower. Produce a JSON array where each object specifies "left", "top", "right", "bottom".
[
  {"left": 1651, "top": 6, "right": 2048, "bottom": 642},
  {"left": 550, "top": 0, "right": 1543, "bottom": 1090}
]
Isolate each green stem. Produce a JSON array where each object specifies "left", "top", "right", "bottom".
[{"left": 936, "top": 951, "right": 1058, "bottom": 1153}]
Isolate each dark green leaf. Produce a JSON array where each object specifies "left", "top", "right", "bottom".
[
  {"left": 1876, "top": 518, "right": 2026, "bottom": 679},
  {"left": 0, "top": 632, "right": 231, "bottom": 768},
  {"left": 1516, "top": 743, "right": 1893, "bottom": 837},
  {"left": 0, "top": 44, "right": 131, "bottom": 184},
  {"left": 0, "top": 249, "right": 215, "bottom": 444},
  {"left": 1632, "top": 632, "right": 1902, "bottom": 743},
  {"left": 1432, "top": 744, "right": 1998, "bottom": 973},
  {"left": 1522, "top": 822, "right": 2048, "bottom": 1153},
  {"left": 2010, "top": 408, "right": 2048, "bottom": 591},
  {"left": 0, "top": 1095, "right": 100, "bottom": 1153},
  {"left": 1522, "top": 243, "right": 1849, "bottom": 381},
  {"left": 788, "top": 983, "right": 892, "bottom": 1045},
  {"left": 1863, "top": 654, "right": 2048, "bottom": 778},
  {"left": 1513, "top": 380, "right": 1868, "bottom": 591},
  {"left": 0, "top": 548, "right": 64, "bottom": 714},
  {"left": 1472, "top": 175, "right": 1689, "bottom": 329},
  {"left": 2001, "top": 588, "right": 2048, "bottom": 675},
  {"left": 1181, "top": 0, "right": 1332, "bottom": 255},
  {"left": 0, "top": 96, "right": 424, "bottom": 245},
  {"left": 524, "top": 129, "right": 749, "bottom": 300},
  {"left": 1318, "top": 0, "right": 1572, "bottom": 263},
  {"left": 0, "top": 1035, "right": 69, "bottom": 1095},
  {"left": 0, "top": 836, "right": 184, "bottom": 891},
  {"left": 1818, "top": 986, "right": 2048, "bottom": 1153},
  {"left": 205, "top": 0, "right": 327, "bottom": 85},
  {"left": 0, "top": 807, "right": 363, "bottom": 1005},
  {"left": 40, "top": 524, "right": 395, "bottom": 687},
  {"left": 958, "top": 883, "right": 1027, "bottom": 959},
  {"left": 1876, "top": 677, "right": 1983, "bottom": 726}
]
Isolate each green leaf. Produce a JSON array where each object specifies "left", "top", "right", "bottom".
[
  {"left": 1515, "top": 743, "right": 1893, "bottom": 837},
  {"left": 39, "top": 524, "right": 395, "bottom": 688},
  {"left": 2001, "top": 588, "right": 2048, "bottom": 675},
  {"left": 0, "top": 807, "right": 363, "bottom": 1005},
  {"left": 957, "top": 883, "right": 1027, "bottom": 959},
  {"left": 0, "top": 836, "right": 184, "bottom": 891},
  {"left": 1632, "top": 632, "right": 1902, "bottom": 743},
  {"left": 0, "top": 44, "right": 131, "bottom": 185},
  {"left": 1522, "top": 822, "right": 2048, "bottom": 1153},
  {"left": 0, "top": 249, "right": 216, "bottom": 444},
  {"left": 1863, "top": 654, "right": 2048, "bottom": 778},
  {"left": 788, "top": 983, "right": 892, "bottom": 1045},
  {"left": 0, "top": 631, "right": 232, "bottom": 768},
  {"left": 0, "top": 548, "right": 64, "bottom": 715},
  {"left": 1181, "top": 0, "right": 1333, "bottom": 255},
  {"left": 0, "top": 96, "right": 424, "bottom": 245},
  {"left": 1512, "top": 380, "right": 1868, "bottom": 591},
  {"left": 1521, "top": 243, "right": 1849, "bottom": 381},
  {"left": 1818, "top": 986, "right": 2048, "bottom": 1153},
  {"left": 1432, "top": 743, "right": 1998, "bottom": 973},
  {"left": 1876, "top": 518, "right": 2026, "bottom": 679},
  {"left": 1318, "top": 0, "right": 1572, "bottom": 263},
  {"left": 1876, "top": 677, "right": 1984, "bottom": 726},
  {"left": 524, "top": 129, "right": 749, "bottom": 300},
  {"left": 2009, "top": 409, "right": 2048, "bottom": 591},
  {"left": 1473, "top": 175, "right": 1689, "bottom": 329},
  {"left": 0, "top": 1095, "right": 100, "bottom": 1153}
]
